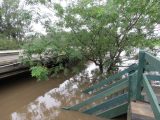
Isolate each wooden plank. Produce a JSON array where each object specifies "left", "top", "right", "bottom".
[
  {"left": 145, "top": 65, "right": 160, "bottom": 72},
  {"left": 142, "top": 87, "right": 160, "bottom": 104},
  {"left": 129, "top": 71, "right": 138, "bottom": 101},
  {"left": 96, "top": 102, "right": 128, "bottom": 119},
  {"left": 136, "top": 51, "right": 145, "bottom": 100},
  {"left": 130, "top": 101, "right": 154, "bottom": 120},
  {"left": 127, "top": 103, "right": 131, "bottom": 120},
  {"left": 0, "top": 63, "right": 25, "bottom": 74},
  {"left": 0, "top": 69, "right": 29, "bottom": 79},
  {"left": 145, "top": 52, "right": 160, "bottom": 72},
  {"left": 95, "top": 77, "right": 128, "bottom": 94},
  {"left": 0, "top": 50, "right": 20, "bottom": 55},
  {"left": 63, "top": 79, "right": 128, "bottom": 111},
  {"left": 83, "top": 93, "right": 128, "bottom": 114},
  {"left": 143, "top": 74, "right": 160, "bottom": 120},
  {"left": 83, "top": 64, "right": 137, "bottom": 93},
  {"left": 146, "top": 75, "right": 160, "bottom": 81}
]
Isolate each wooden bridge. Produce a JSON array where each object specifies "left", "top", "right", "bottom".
[
  {"left": 0, "top": 50, "right": 28, "bottom": 79},
  {"left": 63, "top": 51, "right": 160, "bottom": 120}
]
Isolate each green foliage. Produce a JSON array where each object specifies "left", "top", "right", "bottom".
[
  {"left": 26, "top": 0, "right": 48, "bottom": 5},
  {"left": 22, "top": 31, "right": 84, "bottom": 80},
  {"left": 53, "top": 0, "right": 160, "bottom": 73},
  {"left": 0, "top": 37, "right": 20, "bottom": 50},
  {"left": 0, "top": 0, "right": 32, "bottom": 40},
  {"left": 31, "top": 66, "right": 48, "bottom": 81},
  {"left": 23, "top": 0, "right": 160, "bottom": 80},
  {"left": 54, "top": 3, "right": 64, "bottom": 17},
  {"left": 23, "top": 39, "right": 49, "bottom": 55}
]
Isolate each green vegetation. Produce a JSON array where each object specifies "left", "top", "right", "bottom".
[
  {"left": 22, "top": 33, "right": 84, "bottom": 80},
  {"left": 53, "top": 0, "right": 160, "bottom": 73},
  {"left": 0, "top": 0, "right": 31, "bottom": 39},
  {"left": 1, "top": 0, "right": 160, "bottom": 80},
  {"left": 0, "top": 37, "right": 20, "bottom": 50},
  {"left": 31, "top": 66, "right": 48, "bottom": 81},
  {"left": 0, "top": 0, "right": 32, "bottom": 49},
  {"left": 23, "top": 0, "right": 160, "bottom": 80}
]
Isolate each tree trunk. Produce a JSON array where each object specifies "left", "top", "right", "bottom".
[{"left": 99, "top": 63, "right": 103, "bottom": 74}]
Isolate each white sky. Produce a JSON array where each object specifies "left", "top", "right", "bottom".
[
  {"left": 1, "top": 0, "right": 160, "bottom": 37},
  {"left": 26, "top": 0, "right": 160, "bottom": 37},
  {"left": 154, "top": 24, "right": 160, "bottom": 37},
  {"left": 20, "top": 0, "right": 69, "bottom": 35}
]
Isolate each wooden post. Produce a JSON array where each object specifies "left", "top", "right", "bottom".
[
  {"left": 128, "top": 71, "right": 137, "bottom": 101},
  {"left": 136, "top": 50, "right": 145, "bottom": 100}
]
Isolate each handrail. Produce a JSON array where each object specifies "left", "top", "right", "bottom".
[
  {"left": 143, "top": 74, "right": 160, "bottom": 120},
  {"left": 132, "top": 51, "right": 160, "bottom": 120},
  {"left": 63, "top": 79, "right": 128, "bottom": 111},
  {"left": 83, "top": 93, "right": 128, "bottom": 114},
  {"left": 62, "top": 51, "right": 160, "bottom": 119},
  {"left": 146, "top": 75, "right": 160, "bottom": 81},
  {"left": 95, "top": 77, "right": 128, "bottom": 94},
  {"left": 83, "top": 63, "right": 138, "bottom": 93}
]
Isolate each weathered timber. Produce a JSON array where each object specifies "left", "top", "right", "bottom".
[
  {"left": 0, "top": 63, "right": 21, "bottom": 73},
  {"left": 95, "top": 77, "right": 128, "bottom": 94},
  {"left": 83, "top": 64, "right": 137, "bottom": 93},
  {"left": 143, "top": 74, "right": 160, "bottom": 120},
  {"left": 146, "top": 75, "right": 160, "bottom": 81},
  {"left": 130, "top": 101, "right": 154, "bottom": 120},
  {"left": 0, "top": 69, "right": 28, "bottom": 79},
  {"left": 96, "top": 102, "right": 128, "bottom": 118},
  {"left": 129, "top": 71, "right": 138, "bottom": 101},
  {"left": 0, "top": 50, "right": 20, "bottom": 56},
  {"left": 83, "top": 93, "right": 128, "bottom": 114},
  {"left": 145, "top": 64, "right": 160, "bottom": 72},
  {"left": 63, "top": 79, "right": 128, "bottom": 111},
  {"left": 145, "top": 52, "right": 160, "bottom": 72},
  {"left": 136, "top": 51, "right": 145, "bottom": 100}
]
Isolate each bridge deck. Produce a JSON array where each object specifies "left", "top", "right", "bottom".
[
  {"left": 130, "top": 101, "right": 155, "bottom": 120},
  {"left": 0, "top": 55, "right": 19, "bottom": 66},
  {"left": 0, "top": 50, "right": 28, "bottom": 79},
  {"left": 0, "top": 50, "right": 20, "bottom": 55},
  {"left": 0, "top": 50, "right": 20, "bottom": 66}
]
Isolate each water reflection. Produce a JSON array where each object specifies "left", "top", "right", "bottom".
[{"left": 11, "top": 63, "right": 109, "bottom": 120}]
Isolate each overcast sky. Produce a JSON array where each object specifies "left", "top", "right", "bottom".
[
  {"left": 20, "top": 0, "right": 71, "bottom": 35},
  {"left": 23, "top": 0, "right": 160, "bottom": 37},
  {"left": 1, "top": 0, "right": 160, "bottom": 37}
]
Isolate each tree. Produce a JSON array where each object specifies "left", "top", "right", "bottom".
[
  {"left": 22, "top": 30, "right": 84, "bottom": 80},
  {"left": 22, "top": 0, "right": 160, "bottom": 80},
  {"left": 0, "top": 0, "right": 32, "bottom": 40},
  {"left": 53, "top": 0, "right": 160, "bottom": 73}
]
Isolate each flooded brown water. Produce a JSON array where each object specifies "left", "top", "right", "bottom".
[
  {"left": 0, "top": 63, "right": 126, "bottom": 120},
  {"left": 0, "top": 72, "right": 69, "bottom": 120}
]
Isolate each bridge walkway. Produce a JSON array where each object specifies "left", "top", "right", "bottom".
[{"left": 0, "top": 50, "right": 27, "bottom": 79}]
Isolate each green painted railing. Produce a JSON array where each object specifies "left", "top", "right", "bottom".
[
  {"left": 63, "top": 64, "right": 137, "bottom": 118},
  {"left": 83, "top": 64, "right": 138, "bottom": 93},
  {"left": 133, "top": 51, "right": 160, "bottom": 120},
  {"left": 63, "top": 51, "right": 160, "bottom": 120},
  {"left": 83, "top": 93, "right": 128, "bottom": 114}
]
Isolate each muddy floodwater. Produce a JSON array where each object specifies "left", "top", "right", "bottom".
[{"left": 0, "top": 63, "right": 126, "bottom": 120}]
